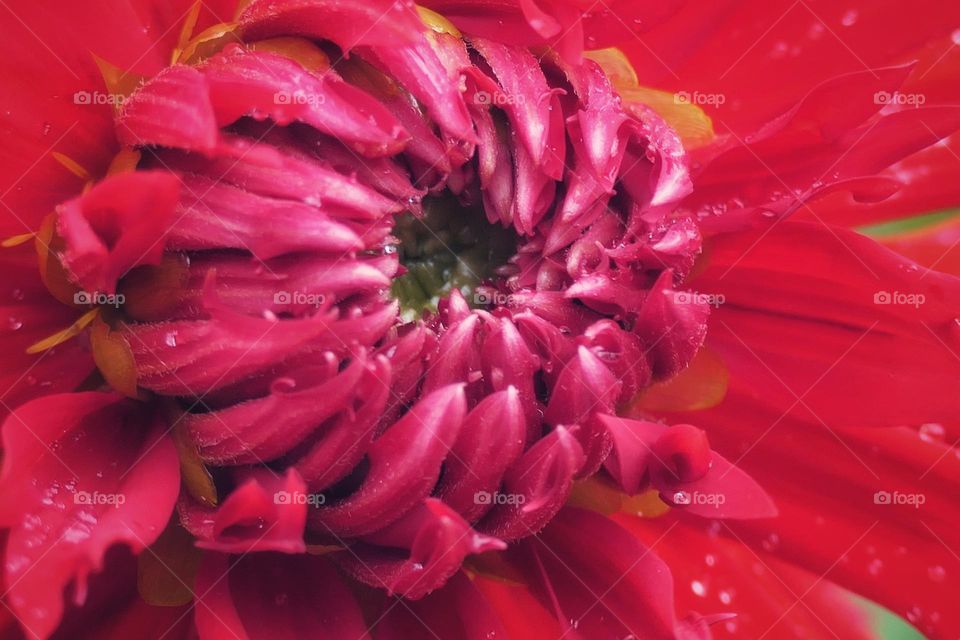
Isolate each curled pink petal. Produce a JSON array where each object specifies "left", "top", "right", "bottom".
[
  {"left": 309, "top": 384, "right": 466, "bottom": 537},
  {"left": 203, "top": 45, "right": 408, "bottom": 157},
  {"left": 339, "top": 499, "right": 504, "bottom": 599},
  {"left": 189, "top": 467, "right": 308, "bottom": 554},
  {"left": 478, "top": 425, "right": 584, "bottom": 540},
  {"left": 117, "top": 64, "right": 217, "bottom": 152},
  {"left": 435, "top": 387, "right": 527, "bottom": 521},
  {"left": 56, "top": 171, "right": 179, "bottom": 295}
]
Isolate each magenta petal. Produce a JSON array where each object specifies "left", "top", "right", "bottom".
[
  {"left": 470, "top": 37, "right": 556, "bottom": 167},
  {"left": 478, "top": 425, "right": 584, "bottom": 541},
  {"left": 636, "top": 270, "right": 709, "bottom": 379},
  {"left": 125, "top": 294, "right": 337, "bottom": 396},
  {"left": 191, "top": 467, "right": 308, "bottom": 553},
  {"left": 435, "top": 387, "right": 527, "bottom": 521},
  {"left": 56, "top": 171, "right": 180, "bottom": 295},
  {"left": 195, "top": 551, "right": 371, "bottom": 640},
  {"left": 184, "top": 353, "right": 371, "bottom": 464},
  {"left": 421, "top": 313, "right": 482, "bottom": 395},
  {"left": 0, "top": 393, "right": 179, "bottom": 640},
  {"left": 155, "top": 135, "right": 403, "bottom": 221},
  {"left": 543, "top": 345, "right": 619, "bottom": 474},
  {"left": 167, "top": 174, "right": 363, "bottom": 259},
  {"left": 309, "top": 384, "right": 466, "bottom": 537},
  {"left": 362, "top": 34, "right": 474, "bottom": 145},
  {"left": 291, "top": 355, "right": 392, "bottom": 491},
  {"left": 480, "top": 316, "right": 541, "bottom": 439},
  {"left": 117, "top": 64, "right": 218, "bottom": 152},
  {"left": 340, "top": 499, "right": 504, "bottom": 599},
  {"left": 203, "top": 46, "right": 408, "bottom": 157}
]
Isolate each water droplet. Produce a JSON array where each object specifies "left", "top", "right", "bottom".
[
  {"left": 41, "top": 122, "right": 51, "bottom": 136},
  {"left": 6, "top": 317, "right": 22, "bottom": 331},
  {"left": 164, "top": 332, "right": 177, "bottom": 347},
  {"left": 867, "top": 558, "right": 883, "bottom": 576},
  {"left": 841, "top": 9, "right": 859, "bottom": 27},
  {"left": 718, "top": 589, "right": 734, "bottom": 605},
  {"left": 952, "top": 29, "right": 960, "bottom": 46},
  {"left": 928, "top": 565, "right": 946, "bottom": 582},
  {"left": 11, "top": 288, "right": 24, "bottom": 301},
  {"left": 691, "top": 580, "right": 707, "bottom": 597},
  {"left": 274, "top": 593, "right": 288, "bottom": 606},
  {"left": 761, "top": 533, "right": 780, "bottom": 551},
  {"left": 919, "top": 423, "right": 945, "bottom": 443},
  {"left": 705, "top": 553, "right": 717, "bottom": 567}
]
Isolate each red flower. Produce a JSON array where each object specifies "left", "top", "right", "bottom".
[{"left": 1, "top": 1, "right": 959, "bottom": 639}]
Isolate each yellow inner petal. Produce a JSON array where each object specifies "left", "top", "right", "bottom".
[
  {"left": 26, "top": 308, "right": 98, "bottom": 355},
  {"left": 586, "top": 47, "right": 715, "bottom": 149}
]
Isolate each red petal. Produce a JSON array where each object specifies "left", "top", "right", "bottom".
[
  {"left": 695, "top": 220, "right": 960, "bottom": 427},
  {"left": 0, "top": 248, "right": 94, "bottom": 413},
  {"left": 195, "top": 552, "right": 370, "bottom": 640},
  {"left": 515, "top": 507, "right": 694, "bottom": 639},
  {"left": 0, "top": 392, "right": 179, "bottom": 639}
]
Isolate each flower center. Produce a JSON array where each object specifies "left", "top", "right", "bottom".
[{"left": 391, "top": 197, "right": 515, "bottom": 319}]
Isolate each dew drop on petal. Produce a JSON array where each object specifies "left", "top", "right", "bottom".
[
  {"left": 928, "top": 565, "right": 946, "bottom": 582},
  {"left": 919, "top": 423, "right": 946, "bottom": 443},
  {"left": 691, "top": 580, "right": 707, "bottom": 597}
]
